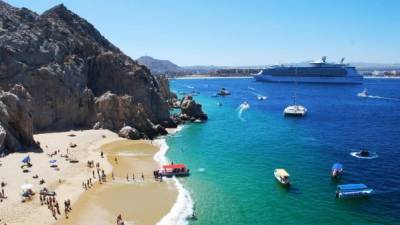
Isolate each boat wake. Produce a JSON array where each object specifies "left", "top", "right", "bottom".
[
  {"left": 350, "top": 151, "right": 379, "bottom": 159},
  {"left": 197, "top": 168, "right": 205, "bottom": 172},
  {"left": 154, "top": 137, "right": 194, "bottom": 225},
  {"left": 248, "top": 87, "right": 267, "bottom": 100},
  {"left": 237, "top": 102, "right": 250, "bottom": 122},
  {"left": 364, "top": 95, "right": 400, "bottom": 101}
]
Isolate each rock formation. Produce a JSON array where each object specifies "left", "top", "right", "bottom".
[
  {"left": 0, "top": 85, "right": 35, "bottom": 152},
  {"left": 180, "top": 96, "right": 208, "bottom": 121},
  {"left": 118, "top": 126, "right": 141, "bottom": 140},
  {"left": 0, "top": 1, "right": 176, "bottom": 143}
]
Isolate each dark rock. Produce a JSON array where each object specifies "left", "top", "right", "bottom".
[
  {"left": 180, "top": 96, "right": 208, "bottom": 121},
  {"left": 0, "top": 1, "right": 176, "bottom": 140},
  {"left": 118, "top": 126, "right": 141, "bottom": 140},
  {"left": 0, "top": 84, "right": 35, "bottom": 152}
]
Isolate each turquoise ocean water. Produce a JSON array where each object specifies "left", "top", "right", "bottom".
[{"left": 166, "top": 78, "right": 400, "bottom": 225}]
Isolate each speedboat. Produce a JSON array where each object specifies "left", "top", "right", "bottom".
[
  {"left": 284, "top": 105, "right": 307, "bottom": 116},
  {"left": 217, "top": 88, "right": 230, "bottom": 96},
  {"left": 336, "top": 184, "right": 373, "bottom": 198},
  {"left": 257, "top": 96, "right": 268, "bottom": 100},
  {"left": 274, "top": 169, "right": 290, "bottom": 186},
  {"left": 331, "top": 163, "right": 344, "bottom": 178},
  {"left": 242, "top": 101, "right": 250, "bottom": 108},
  {"left": 356, "top": 150, "right": 370, "bottom": 157},
  {"left": 357, "top": 88, "right": 368, "bottom": 97}
]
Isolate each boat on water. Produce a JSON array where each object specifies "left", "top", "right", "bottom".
[
  {"left": 257, "top": 96, "right": 268, "bottom": 100},
  {"left": 284, "top": 105, "right": 307, "bottom": 116},
  {"left": 356, "top": 150, "right": 371, "bottom": 157},
  {"left": 217, "top": 88, "right": 230, "bottom": 96},
  {"left": 274, "top": 169, "right": 290, "bottom": 186},
  {"left": 155, "top": 164, "right": 190, "bottom": 177},
  {"left": 331, "top": 163, "right": 344, "bottom": 178},
  {"left": 358, "top": 88, "right": 368, "bottom": 97},
  {"left": 336, "top": 184, "right": 373, "bottom": 198},
  {"left": 255, "top": 57, "right": 363, "bottom": 84}
]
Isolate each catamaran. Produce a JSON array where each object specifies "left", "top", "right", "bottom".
[
  {"left": 155, "top": 164, "right": 190, "bottom": 177},
  {"left": 336, "top": 184, "right": 373, "bottom": 198},
  {"left": 274, "top": 169, "right": 290, "bottom": 186}
]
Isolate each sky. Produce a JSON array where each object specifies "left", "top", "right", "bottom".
[{"left": 5, "top": 0, "right": 400, "bottom": 66}]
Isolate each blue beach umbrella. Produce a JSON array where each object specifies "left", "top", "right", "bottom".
[
  {"left": 49, "top": 159, "right": 57, "bottom": 164},
  {"left": 21, "top": 155, "right": 31, "bottom": 164}
]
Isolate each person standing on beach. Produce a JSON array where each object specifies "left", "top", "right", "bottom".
[
  {"left": 132, "top": 173, "right": 135, "bottom": 181},
  {"left": 92, "top": 170, "right": 95, "bottom": 179},
  {"left": 115, "top": 157, "right": 118, "bottom": 164},
  {"left": 141, "top": 173, "right": 144, "bottom": 181},
  {"left": 112, "top": 171, "right": 115, "bottom": 180},
  {"left": 126, "top": 174, "right": 129, "bottom": 181}
]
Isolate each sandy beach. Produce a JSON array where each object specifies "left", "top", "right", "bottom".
[{"left": 0, "top": 130, "right": 178, "bottom": 225}]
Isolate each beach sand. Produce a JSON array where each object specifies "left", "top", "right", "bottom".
[{"left": 0, "top": 130, "right": 177, "bottom": 225}]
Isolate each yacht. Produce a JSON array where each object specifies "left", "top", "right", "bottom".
[
  {"left": 284, "top": 105, "right": 307, "bottom": 116},
  {"left": 217, "top": 88, "right": 230, "bottom": 96},
  {"left": 274, "top": 169, "right": 290, "bottom": 186},
  {"left": 255, "top": 57, "right": 363, "bottom": 84}
]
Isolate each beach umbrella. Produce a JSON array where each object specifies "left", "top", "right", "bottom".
[
  {"left": 49, "top": 159, "right": 57, "bottom": 164},
  {"left": 21, "top": 183, "right": 33, "bottom": 190},
  {"left": 21, "top": 155, "right": 31, "bottom": 164}
]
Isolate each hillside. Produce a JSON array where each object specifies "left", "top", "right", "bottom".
[{"left": 137, "top": 56, "right": 183, "bottom": 75}]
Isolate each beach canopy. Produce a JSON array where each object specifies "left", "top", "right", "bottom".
[
  {"left": 337, "top": 184, "right": 368, "bottom": 191},
  {"left": 275, "top": 169, "right": 289, "bottom": 177},
  {"left": 332, "top": 163, "right": 343, "bottom": 170},
  {"left": 21, "top": 155, "right": 31, "bottom": 163},
  {"left": 49, "top": 159, "right": 57, "bottom": 164},
  {"left": 21, "top": 183, "right": 33, "bottom": 190},
  {"left": 163, "top": 164, "right": 186, "bottom": 170}
]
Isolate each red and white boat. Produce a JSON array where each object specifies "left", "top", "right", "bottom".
[{"left": 155, "top": 164, "right": 190, "bottom": 177}]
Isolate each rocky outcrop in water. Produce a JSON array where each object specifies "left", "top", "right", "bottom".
[
  {"left": 0, "top": 85, "right": 35, "bottom": 152},
  {"left": 0, "top": 1, "right": 176, "bottom": 142},
  {"left": 180, "top": 96, "right": 208, "bottom": 121}
]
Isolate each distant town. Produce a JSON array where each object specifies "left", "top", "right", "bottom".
[{"left": 137, "top": 56, "right": 400, "bottom": 78}]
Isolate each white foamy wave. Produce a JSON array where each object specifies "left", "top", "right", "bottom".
[
  {"left": 237, "top": 102, "right": 250, "bottom": 122},
  {"left": 154, "top": 138, "right": 194, "bottom": 225},
  {"left": 350, "top": 151, "right": 379, "bottom": 159}
]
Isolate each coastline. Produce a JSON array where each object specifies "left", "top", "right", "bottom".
[
  {"left": 0, "top": 127, "right": 192, "bottom": 225},
  {"left": 154, "top": 125, "right": 194, "bottom": 225}
]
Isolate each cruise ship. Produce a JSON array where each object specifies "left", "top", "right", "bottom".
[{"left": 254, "top": 57, "right": 363, "bottom": 84}]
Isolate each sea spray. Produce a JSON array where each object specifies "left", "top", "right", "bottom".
[
  {"left": 237, "top": 102, "right": 250, "bottom": 122},
  {"left": 154, "top": 127, "right": 194, "bottom": 225}
]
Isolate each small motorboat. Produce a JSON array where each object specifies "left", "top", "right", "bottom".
[
  {"left": 331, "top": 163, "right": 344, "bottom": 178},
  {"left": 193, "top": 119, "right": 203, "bottom": 123},
  {"left": 356, "top": 150, "right": 370, "bottom": 157},
  {"left": 217, "top": 88, "right": 230, "bottom": 96},
  {"left": 274, "top": 169, "right": 290, "bottom": 186},
  {"left": 357, "top": 88, "right": 368, "bottom": 98},
  {"left": 257, "top": 96, "right": 268, "bottom": 100},
  {"left": 284, "top": 105, "right": 307, "bottom": 116},
  {"left": 336, "top": 184, "right": 373, "bottom": 198},
  {"left": 155, "top": 164, "right": 190, "bottom": 177}
]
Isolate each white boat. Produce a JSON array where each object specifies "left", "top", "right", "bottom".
[
  {"left": 274, "top": 169, "right": 290, "bottom": 185},
  {"left": 357, "top": 88, "right": 368, "bottom": 97},
  {"left": 257, "top": 96, "right": 268, "bottom": 100},
  {"left": 284, "top": 105, "right": 307, "bottom": 116},
  {"left": 255, "top": 56, "right": 363, "bottom": 84}
]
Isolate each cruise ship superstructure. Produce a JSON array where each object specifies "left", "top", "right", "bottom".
[{"left": 255, "top": 57, "right": 363, "bottom": 84}]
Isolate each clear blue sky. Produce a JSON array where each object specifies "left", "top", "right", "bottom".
[{"left": 6, "top": 0, "right": 400, "bottom": 66}]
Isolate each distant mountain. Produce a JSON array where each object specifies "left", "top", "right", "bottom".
[{"left": 137, "top": 56, "right": 183, "bottom": 75}]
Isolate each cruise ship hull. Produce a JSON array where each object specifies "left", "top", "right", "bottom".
[{"left": 254, "top": 74, "right": 363, "bottom": 84}]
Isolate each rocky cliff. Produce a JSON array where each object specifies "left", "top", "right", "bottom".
[{"left": 0, "top": 1, "right": 176, "bottom": 150}]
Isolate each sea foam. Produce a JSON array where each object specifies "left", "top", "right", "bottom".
[{"left": 154, "top": 129, "right": 194, "bottom": 225}]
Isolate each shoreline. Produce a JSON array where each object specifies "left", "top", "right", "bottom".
[{"left": 0, "top": 127, "right": 192, "bottom": 225}]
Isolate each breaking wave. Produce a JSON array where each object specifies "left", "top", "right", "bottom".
[{"left": 154, "top": 131, "right": 194, "bottom": 225}]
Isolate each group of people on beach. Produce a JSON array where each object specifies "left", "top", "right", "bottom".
[
  {"left": 0, "top": 181, "right": 7, "bottom": 202},
  {"left": 39, "top": 193, "right": 72, "bottom": 220}
]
